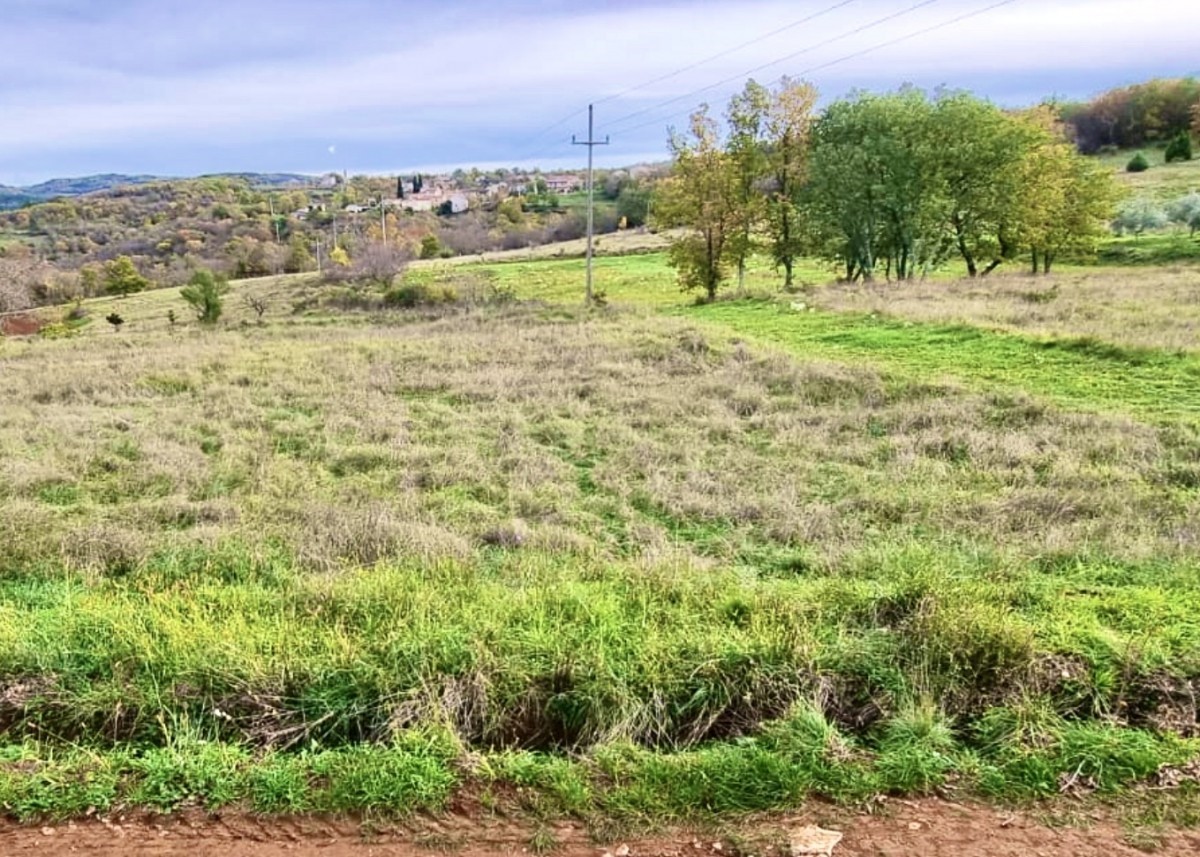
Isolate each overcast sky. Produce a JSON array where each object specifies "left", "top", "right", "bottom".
[{"left": 2, "top": 0, "right": 1198, "bottom": 184}]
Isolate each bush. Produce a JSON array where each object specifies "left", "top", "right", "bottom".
[
  {"left": 382, "top": 282, "right": 457, "bottom": 308},
  {"left": 180, "top": 268, "right": 229, "bottom": 324},
  {"left": 1164, "top": 132, "right": 1193, "bottom": 163},
  {"left": 1125, "top": 152, "right": 1151, "bottom": 173},
  {"left": 1167, "top": 192, "right": 1200, "bottom": 236}
]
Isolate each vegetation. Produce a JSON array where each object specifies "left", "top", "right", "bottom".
[
  {"left": 658, "top": 86, "right": 1119, "bottom": 297},
  {"left": 1165, "top": 131, "right": 1194, "bottom": 163},
  {"left": 1, "top": 247, "right": 1199, "bottom": 820},
  {"left": 103, "top": 254, "right": 150, "bottom": 297},
  {"left": 1126, "top": 152, "right": 1151, "bottom": 173},
  {"left": 179, "top": 268, "right": 229, "bottom": 324},
  {"left": 1060, "top": 77, "right": 1200, "bottom": 153},
  {"left": 3, "top": 74, "right": 1200, "bottom": 826}
]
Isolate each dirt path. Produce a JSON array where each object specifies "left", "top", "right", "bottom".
[{"left": 3, "top": 799, "right": 1198, "bottom": 857}]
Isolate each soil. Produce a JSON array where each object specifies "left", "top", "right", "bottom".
[{"left": 3, "top": 799, "right": 1198, "bottom": 857}]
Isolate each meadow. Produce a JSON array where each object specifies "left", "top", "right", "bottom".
[{"left": 1, "top": 250, "right": 1200, "bottom": 829}]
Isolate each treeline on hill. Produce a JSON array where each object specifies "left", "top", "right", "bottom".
[
  {"left": 1060, "top": 77, "right": 1200, "bottom": 154},
  {"left": 658, "top": 81, "right": 1123, "bottom": 298},
  {"left": 0, "top": 168, "right": 659, "bottom": 314}
]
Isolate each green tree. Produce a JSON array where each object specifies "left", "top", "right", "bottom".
[
  {"left": 657, "top": 106, "right": 743, "bottom": 301},
  {"left": 762, "top": 77, "right": 819, "bottom": 289},
  {"left": 1126, "top": 152, "right": 1151, "bottom": 172},
  {"left": 805, "top": 90, "right": 946, "bottom": 282},
  {"left": 931, "top": 92, "right": 1036, "bottom": 277},
  {"left": 616, "top": 183, "right": 652, "bottom": 227},
  {"left": 179, "top": 269, "right": 229, "bottom": 324},
  {"left": 103, "top": 255, "right": 150, "bottom": 297},
  {"left": 1165, "top": 131, "right": 1193, "bottom": 163},
  {"left": 1013, "top": 111, "right": 1121, "bottom": 272},
  {"left": 419, "top": 235, "right": 442, "bottom": 259},
  {"left": 725, "top": 79, "right": 770, "bottom": 291},
  {"left": 284, "top": 235, "right": 314, "bottom": 273}
]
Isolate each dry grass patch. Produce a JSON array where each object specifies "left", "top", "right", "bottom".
[{"left": 0, "top": 304, "right": 1195, "bottom": 575}]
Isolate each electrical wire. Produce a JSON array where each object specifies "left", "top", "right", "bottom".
[
  {"left": 593, "top": 0, "right": 862, "bottom": 106},
  {"left": 598, "top": 0, "right": 943, "bottom": 134},
  {"left": 608, "top": 0, "right": 1021, "bottom": 139}
]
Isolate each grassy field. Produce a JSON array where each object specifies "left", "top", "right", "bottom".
[
  {"left": 1100, "top": 147, "right": 1200, "bottom": 201},
  {"left": 2, "top": 251, "right": 1200, "bottom": 825}
]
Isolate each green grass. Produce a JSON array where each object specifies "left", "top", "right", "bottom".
[
  {"left": 3, "top": 249, "right": 1200, "bottom": 823},
  {"left": 683, "top": 300, "right": 1200, "bottom": 422},
  {"left": 1098, "top": 232, "right": 1200, "bottom": 265}
]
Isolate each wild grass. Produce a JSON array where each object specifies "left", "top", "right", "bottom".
[
  {"left": 811, "top": 266, "right": 1200, "bottom": 354},
  {"left": 687, "top": 298, "right": 1200, "bottom": 420},
  {"left": 2, "top": 259, "right": 1200, "bottom": 820}
]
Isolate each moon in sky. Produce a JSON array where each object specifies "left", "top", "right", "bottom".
[{"left": 328, "top": 145, "right": 336, "bottom": 155}]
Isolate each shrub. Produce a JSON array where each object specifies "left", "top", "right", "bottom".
[
  {"left": 1164, "top": 132, "right": 1193, "bottom": 163},
  {"left": 1112, "top": 198, "right": 1168, "bottom": 236},
  {"left": 1125, "top": 152, "right": 1151, "bottom": 173},
  {"left": 382, "top": 282, "right": 457, "bottom": 308},
  {"left": 1167, "top": 192, "right": 1200, "bottom": 236},
  {"left": 419, "top": 235, "right": 442, "bottom": 260},
  {"left": 180, "top": 268, "right": 229, "bottom": 324},
  {"left": 103, "top": 255, "right": 150, "bottom": 297}
]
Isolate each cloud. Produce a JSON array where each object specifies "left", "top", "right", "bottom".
[{"left": 1, "top": 0, "right": 1197, "bottom": 181}]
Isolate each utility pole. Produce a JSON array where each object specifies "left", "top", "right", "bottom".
[
  {"left": 572, "top": 104, "right": 609, "bottom": 304},
  {"left": 381, "top": 201, "right": 388, "bottom": 246},
  {"left": 268, "top": 195, "right": 281, "bottom": 244}
]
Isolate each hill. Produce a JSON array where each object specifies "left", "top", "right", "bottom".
[{"left": 0, "top": 172, "right": 315, "bottom": 211}]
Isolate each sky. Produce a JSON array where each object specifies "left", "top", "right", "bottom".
[{"left": 1, "top": 0, "right": 1198, "bottom": 185}]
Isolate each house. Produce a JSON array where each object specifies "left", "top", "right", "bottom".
[
  {"left": 544, "top": 174, "right": 581, "bottom": 193},
  {"left": 446, "top": 193, "right": 470, "bottom": 214},
  {"left": 343, "top": 204, "right": 368, "bottom": 214}
]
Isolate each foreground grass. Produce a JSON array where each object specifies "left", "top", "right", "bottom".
[{"left": 3, "top": 259, "right": 1200, "bottom": 822}]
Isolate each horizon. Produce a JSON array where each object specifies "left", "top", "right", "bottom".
[{"left": 3, "top": 0, "right": 1199, "bottom": 186}]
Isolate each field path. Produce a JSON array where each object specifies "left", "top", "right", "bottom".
[{"left": 4, "top": 800, "right": 1199, "bottom": 857}]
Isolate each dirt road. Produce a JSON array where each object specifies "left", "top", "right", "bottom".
[{"left": 3, "top": 799, "right": 1197, "bottom": 857}]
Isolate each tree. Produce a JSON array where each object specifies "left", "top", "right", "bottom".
[
  {"left": 419, "top": 235, "right": 442, "bottom": 259},
  {"left": 1165, "top": 131, "right": 1193, "bottom": 163},
  {"left": 762, "top": 77, "right": 819, "bottom": 289},
  {"left": 105, "top": 312, "right": 124, "bottom": 332},
  {"left": 1167, "top": 193, "right": 1200, "bottom": 236},
  {"left": 725, "top": 79, "right": 770, "bottom": 291},
  {"left": 1113, "top": 198, "right": 1168, "bottom": 238},
  {"left": 616, "top": 183, "right": 652, "bottom": 228},
  {"left": 1126, "top": 152, "right": 1151, "bottom": 172},
  {"left": 284, "top": 234, "right": 314, "bottom": 273},
  {"left": 329, "top": 246, "right": 350, "bottom": 268},
  {"left": 180, "top": 269, "right": 229, "bottom": 324},
  {"left": 931, "top": 92, "right": 1035, "bottom": 277},
  {"left": 103, "top": 255, "right": 149, "bottom": 297},
  {"left": 657, "top": 106, "right": 744, "bottom": 301},
  {"left": 805, "top": 90, "right": 946, "bottom": 282},
  {"left": 1013, "top": 115, "right": 1121, "bottom": 273}
]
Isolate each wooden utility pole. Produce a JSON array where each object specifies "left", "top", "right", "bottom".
[{"left": 572, "top": 104, "right": 609, "bottom": 304}]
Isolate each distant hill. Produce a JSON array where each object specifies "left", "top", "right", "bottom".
[{"left": 0, "top": 172, "right": 314, "bottom": 211}]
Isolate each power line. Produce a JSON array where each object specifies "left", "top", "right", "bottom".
[
  {"left": 609, "top": 0, "right": 1021, "bottom": 138},
  {"left": 572, "top": 105, "right": 610, "bottom": 305},
  {"left": 513, "top": 0, "right": 860, "bottom": 161},
  {"left": 593, "top": 0, "right": 862, "bottom": 107},
  {"left": 598, "top": 0, "right": 943, "bottom": 134}
]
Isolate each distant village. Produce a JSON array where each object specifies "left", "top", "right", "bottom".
[{"left": 290, "top": 171, "right": 586, "bottom": 222}]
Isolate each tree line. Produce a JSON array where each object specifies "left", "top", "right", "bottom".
[
  {"left": 1060, "top": 77, "right": 1200, "bottom": 154},
  {"left": 658, "top": 81, "right": 1122, "bottom": 299}
]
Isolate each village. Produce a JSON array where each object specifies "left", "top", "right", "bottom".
[{"left": 291, "top": 170, "right": 585, "bottom": 221}]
